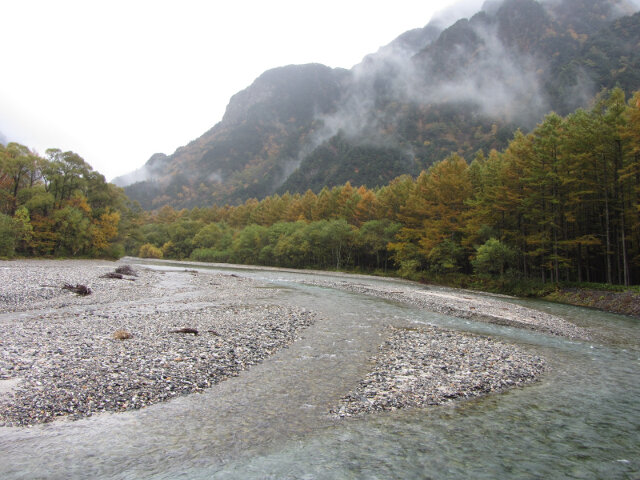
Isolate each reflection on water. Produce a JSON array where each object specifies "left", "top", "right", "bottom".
[{"left": 1, "top": 262, "right": 638, "bottom": 479}]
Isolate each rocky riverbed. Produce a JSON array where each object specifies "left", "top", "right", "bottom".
[
  {"left": 0, "top": 260, "right": 314, "bottom": 426},
  {"left": 0, "top": 260, "right": 561, "bottom": 426}
]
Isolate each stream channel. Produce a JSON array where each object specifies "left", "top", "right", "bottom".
[{"left": 1, "top": 262, "right": 639, "bottom": 479}]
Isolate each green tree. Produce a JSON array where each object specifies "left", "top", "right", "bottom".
[
  {"left": 271, "top": 222, "right": 309, "bottom": 267},
  {"left": 166, "top": 219, "right": 203, "bottom": 258},
  {"left": 43, "top": 149, "right": 92, "bottom": 208},
  {"left": 472, "top": 238, "right": 517, "bottom": 277},
  {"left": 356, "top": 219, "right": 400, "bottom": 271},
  {"left": 193, "top": 222, "right": 232, "bottom": 250},
  {"left": 322, "top": 219, "right": 355, "bottom": 269},
  {"left": 17, "top": 185, "right": 55, "bottom": 216},
  {"left": 427, "top": 239, "right": 465, "bottom": 275},
  {"left": 52, "top": 204, "right": 91, "bottom": 255},
  {"left": 231, "top": 224, "right": 268, "bottom": 264}
]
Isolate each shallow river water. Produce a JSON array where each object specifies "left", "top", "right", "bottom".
[{"left": 1, "top": 263, "right": 638, "bottom": 479}]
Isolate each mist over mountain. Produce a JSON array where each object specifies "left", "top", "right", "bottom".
[
  {"left": 0, "top": 131, "right": 7, "bottom": 146},
  {"left": 118, "top": 0, "right": 640, "bottom": 209}
]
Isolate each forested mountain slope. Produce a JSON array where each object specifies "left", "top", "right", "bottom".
[{"left": 118, "top": 0, "right": 640, "bottom": 209}]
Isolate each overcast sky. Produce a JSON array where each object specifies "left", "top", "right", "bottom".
[{"left": 1, "top": 0, "right": 474, "bottom": 181}]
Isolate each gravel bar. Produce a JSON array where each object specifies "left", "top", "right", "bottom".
[
  {"left": 0, "top": 260, "right": 314, "bottom": 426},
  {"left": 331, "top": 325, "right": 547, "bottom": 417},
  {"left": 303, "top": 279, "right": 588, "bottom": 339}
]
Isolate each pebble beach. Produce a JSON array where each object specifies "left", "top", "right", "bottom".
[{"left": 0, "top": 260, "right": 571, "bottom": 426}]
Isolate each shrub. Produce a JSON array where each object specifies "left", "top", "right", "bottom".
[
  {"left": 103, "top": 242, "right": 125, "bottom": 259},
  {"left": 397, "top": 259, "right": 421, "bottom": 279},
  {"left": 139, "top": 243, "right": 163, "bottom": 259}
]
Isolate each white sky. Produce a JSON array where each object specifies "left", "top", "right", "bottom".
[{"left": 1, "top": 0, "right": 467, "bottom": 181}]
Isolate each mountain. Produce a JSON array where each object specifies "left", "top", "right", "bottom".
[
  {"left": 118, "top": 0, "right": 640, "bottom": 209},
  {"left": 117, "top": 64, "right": 348, "bottom": 207}
]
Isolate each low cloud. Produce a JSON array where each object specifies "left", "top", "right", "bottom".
[
  {"left": 311, "top": 0, "right": 640, "bottom": 155},
  {"left": 112, "top": 153, "right": 170, "bottom": 186},
  {"left": 207, "top": 171, "right": 223, "bottom": 184},
  {"left": 112, "top": 165, "right": 152, "bottom": 186},
  {"left": 418, "top": 20, "right": 550, "bottom": 124},
  {"left": 311, "top": 1, "right": 551, "bottom": 156}
]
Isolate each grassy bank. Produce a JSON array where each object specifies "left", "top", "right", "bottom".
[{"left": 544, "top": 287, "right": 640, "bottom": 318}]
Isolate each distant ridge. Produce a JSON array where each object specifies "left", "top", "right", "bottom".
[{"left": 117, "top": 0, "right": 640, "bottom": 209}]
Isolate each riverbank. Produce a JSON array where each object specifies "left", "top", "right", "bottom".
[
  {"left": 545, "top": 287, "right": 640, "bottom": 318},
  {"left": 382, "top": 273, "right": 640, "bottom": 319},
  {"left": 406, "top": 275, "right": 640, "bottom": 319},
  {"left": 301, "top": 279, "right": 589, "bottom": 339}
]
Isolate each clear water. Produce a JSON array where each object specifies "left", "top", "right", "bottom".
[{"left": 1, "top": 263, "right": 638, "bottom": 479}]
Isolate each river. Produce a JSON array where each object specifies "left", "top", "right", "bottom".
[{"left": 1, "top": 262, "right": 638, "bottom": 479}]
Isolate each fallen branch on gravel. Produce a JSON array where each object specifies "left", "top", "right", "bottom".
[
  {"left": 62, "top": 283, "right": 92, "bottom": 295},
  {"left": 100, "top": 272, "right": 124, "bottom": 279},
  {"left": 170, "top": 328, "right": 199, "bottom": 335},
  {"left": 100, "top": 271, "right": 136, "bottom": 281}
]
